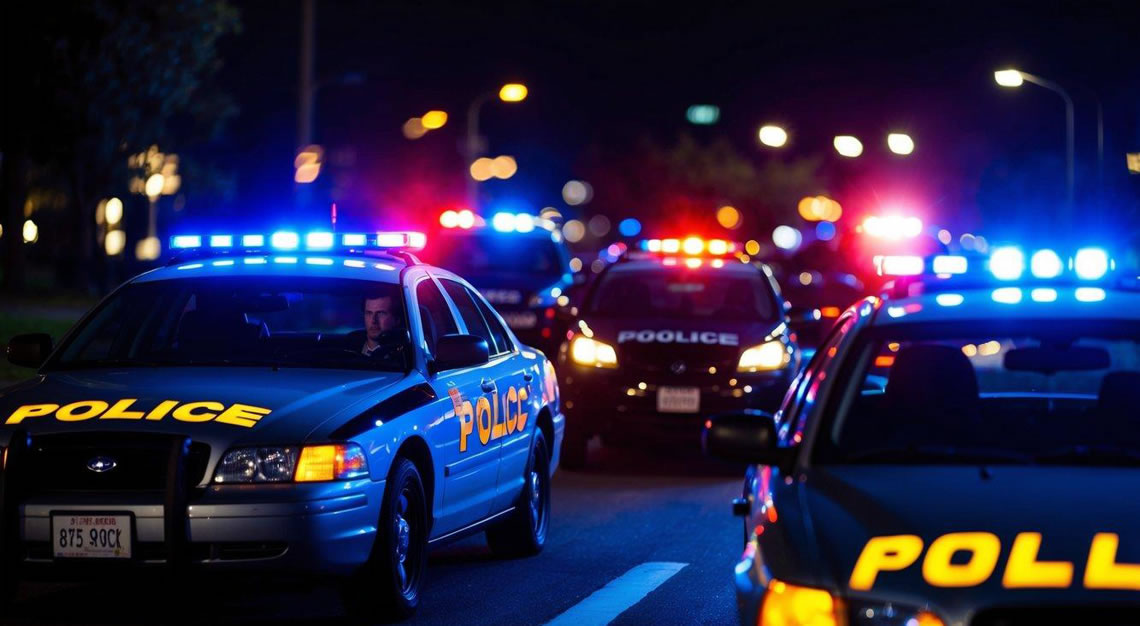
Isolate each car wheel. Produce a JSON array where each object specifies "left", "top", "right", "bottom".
[
  {"left": 342, "top": 457, "right": 427, "bottom": 622},
  {"left": 485, "top": 430, "right": 551, "bottom": 558},
  {"left": 560, "top": 424, "right": 589, "bottom": 470}
]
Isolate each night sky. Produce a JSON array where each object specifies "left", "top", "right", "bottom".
[{"left": 205, "top": 1, "right": 1140, "bottom": 243}]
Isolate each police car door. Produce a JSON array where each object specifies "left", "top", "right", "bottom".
[
  {"left": 415, "top": 276, "right": 500, "bottom": 530},
  {"left": 441, "top": 280, "right": 535, "bottom": 512}
]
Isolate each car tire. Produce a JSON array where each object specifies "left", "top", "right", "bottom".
[
  {"left": 342, "top": 457, "right": 427, "bottom": 623},
  {"left": 560, "top": 424, "right": 589, "bottom": 470},
  {"left": 485, "top": 430, "right": 551, "bottom": 558}
]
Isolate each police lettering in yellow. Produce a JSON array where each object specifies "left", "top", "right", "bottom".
[
  {"left": 5, "top": 399, "right": 270, "bottom": 429},
  {"left": 849, "top": 532, "right": 1140, "bottom": 591},
  {"left": 457, "top": 385, "right": 529, "bottom": 452}
]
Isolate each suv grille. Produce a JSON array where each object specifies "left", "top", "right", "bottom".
[{"left": 23, "top": 433, "right": 210, "bottom": 494}]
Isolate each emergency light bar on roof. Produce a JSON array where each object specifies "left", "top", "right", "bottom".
[
  {"left": 168, "top": 230, "right": 426, "bottom": 262},
  {"left": 640, "top": 237, "right": 738, "bottom": 256}
]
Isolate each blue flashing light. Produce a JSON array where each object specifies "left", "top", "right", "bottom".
[
  {"left": 177, "top": 263, "right": 204, "bottom": 270},
  {"left": 271, "top": 231, "right": 299, "bottom": 250},
  {"left": 932, "top": 255, "right": 967, "bottom": 275},
  {"left": 1075, "top": 287, "right": 1106, "bottom": 302},
  {"left": 344, "top": 259, "right": 366, "bottom": 268},
  {"left": 992, "top": 287, "right": 1023, "bottom": 304},
  {"left": 515, "top": 213, "right": 535, "bottom": 233},
  {"left": 492, "top": 212, "right": 516, "bottom": 232},
  {"left": 935, "top": 293, "right": 964, "bottom": 307},
  {"left": 1074, "top": 248, "right": 1109, "bottom": 280},
  {"left": 879, "top": 255, "right": 924, "bottom": 276},
  {"left": 305, "top": 257, "right": 334, "bottom": 266},
  {"left": 989, "top": 247, "right": 1025, "bottom": 280},
  {"left": 815, "top": 221, "right": 836, "bottom": 241},
  {"left": 618, "top": 218, "right": 642, "bottom": 237},
  {"left": 171, "top": 235, "right": 202, "bottom": 249},
  {"left": 209, "top": 235, "right": 233, "bottom": 248},
  {"left": 242, "top": 234, "right": 265, "bottom": 247},
  {"left": 273, "top": 256, "right": 298, "bottom": 264},
  {"left": 1031, "top": 287, "right": 1057, "bottom": 302},
  {"left": 342, "top": 233, "right": 366, "bottom": 247},
  {"left": 1029, "top": 249, "right": 1063, "bottom": 279},
  {"left": 212, "top": 259, "right": 234, "bottom": 267},
  {"left": 306, "top": 232, "right": 334, "bottom": 249},
  {"left": 243, "top": 257, "right": 267, "bottom": 265},
  {"left": 886, "top": 306, "right": 907, "bottom": 318}
]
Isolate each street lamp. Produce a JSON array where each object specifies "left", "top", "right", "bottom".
[
  {"left": 833, "top": 135, "right": 864, "bottom": 158},
  {"left": 466, "top": 82, "right": 528, "bottom": 207},
  {"left": 994, "top": 68, "right": 1075, "bottom": 211},
  {"left": 886, "top": 133, "right": 915, "bottom": 156},
  {"left": 758, "top": 125, "right": 788, "bottom": 148}
]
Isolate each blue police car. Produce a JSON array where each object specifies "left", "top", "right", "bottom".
[
  {"left": 705, "top": 246, "right": 1140, "bottom": 625},
  {"left": 425, "top": 210, "right": 576, "bottom": 359},
  {"left": 0, "top": 231, "right": 564, "bottom": 620}
]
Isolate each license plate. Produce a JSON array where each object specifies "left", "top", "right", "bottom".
[
  {"left": 656, "top": 386, "right": 700, "bottom": 413},
  {"left": 52, "top": 514, "right": 131, "bottom": 559}
]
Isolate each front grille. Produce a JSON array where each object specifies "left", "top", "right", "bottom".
[
  {"left": 972, "top": 607, "right": 1140, "bottom": 626},
  {"left": 22, "top": 433, "right": 210, "bottom": 494},
  {"left": 618, "top": 342, "right": 739, "bottom": 374}
]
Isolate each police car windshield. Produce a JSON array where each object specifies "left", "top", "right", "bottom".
[
  {"left": 49, "top": 277, "right": 410, "bottom": 372},
  {"left": 432, "top": 233, "right": 562, "bottom": 277},
  {"left": 590, "top": 267, "right": 778, "bottom": 321},
  {"left": 815, "top": 320, "right": 1140, "bottom": 466}
]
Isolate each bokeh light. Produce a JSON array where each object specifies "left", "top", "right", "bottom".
[
  {"left": 994, "top": 69, "right": 1024, "bottom": 87},
  {"left": 470, "top": 157, "right": 495, "bottom": 181},
  {"left": 136, "top": 236, "right": 161, "bottom": 261},
  {"left": 588, "top": 214, "right": 611, "bottom": 237},
  {"left": 105, "top": 197, "right": 123, "bottom": 225},
  {"left": 772, "top": 225, "right": 802, "bottom": 250},
  {"left": 618, "top": 218, "right": 642, "bottom": 237},
  {"left": 490, "top": 155, "right": 518, "bottom": 179},
  {"left": 104, "top": 229, "right": 125, "bottom": 255},
  {"left": 745, "top": 240, "right": 761, "bottom": 255},
  {"left": 569, "top": 257, "right": 583, "bottom": 272},
  {"left": 797, "top": 196, "right": 842, "bottom": 222},
  {"left": 758, "top": 125, "right": 788, "bottom": 148},
  {"left": 421, "top": 110, "right": 448, "bottom": 129},
  {"left": 22, "top": 219, "right": 38, "bottom": 243},
  {"left": 562, "top": 180, "right": 592, "bottom": 206},
  {"left": 887, "top": 133, "right": 915, "bottom": 155},
  {"left": 145, "top": 173, "right": 165, "bottom": 198},
  {"left": 499, "top": 83, "right": 529, "bottom": 102},
  {"left": 456, "top": 209, "right": 476, "bottom": 229},
  {"left": 833, "top": 135, "right": 863, "bottom": 158},
  {"left": 440, "top": 210, "right": 459, "bottom": 228},
  {"left": 815, "top": 221, "right": 836, "bottom": 241},
  {"left": 716, "top": 205, "right": 741, "bottom": 229},
  {"left": 686, "top": 105, "right": 720, "bottom": 125},
  {"left": 937, "top": 229, "right": 952, "bottom": 245},
  {"left": 402, "top": 117, "right": 427, "bottom": 140},
  {"left": 562, "top": 219, "right": 586, "bottom": 243}
]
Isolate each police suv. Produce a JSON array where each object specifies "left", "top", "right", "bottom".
[
  {"left": 558, "top": 238, "right": 799, "bottom": 468},
  {"left": 425, "top": 210, "right": 576, "bottom": 359},
  {"left": 705, "top": 246, "right": 1140, "bottom": 625},
  {"left": 0, "top": 231, "right": 564, "bottom": 620}
]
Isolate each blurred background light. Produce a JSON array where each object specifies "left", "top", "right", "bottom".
[
  {"left": 490, "top": 155, "right": 518, "bottom": 179},
  {"left": 105, "top": 197, "right": 123, "bottom": 225},
  {"left": 716, "top": 205, "right": 741, "bottom": 229},
  {"left": 562, "top": 180, "right": 592, "bottom": 206},
  {"left": 104, "top": 229, "right": 125, "bottom": 256},
  {"left": 402, "top": 117, "right": 427, "bottom": 140},
  {"left": 22, "top": 219, "right": 38, "bottom": 243},
  {"left": 685, "top": 105, "right": 720, "bottom": 125},
  {"left": 569, "top": 257, "right": 583, "bottom": 272},
  {"left": 136, "top": 236, "right": 161, "bottom": 261},
  {"left": 833, "top": 135, "right": 863, "bottom": 157},
  {"left": 421, "top": 110, "right": 448, "bottom": 129},
  {"left": 618, "top": 218, "right": 642, "bottom": 237},
  {"left": 815, "top": 221, "right": 836, "bottom": 241},
  {"left": 989, "top": 246, "right": 1025, "bottom": 280},
  {"left": 456, "top": 209, "right": 476, "bottom": 229},
  {"left": 887, "top": 133, "right": 915, "bottom": 155},
  {"left": 470, "top": 157, "right": 495, "bottom": 181},
  {"left": 440, "top": 210, "right": 459, "bottom": 228},
  {"left": 745, "top": 239, "right": 761, "bottom": 255},
  {"left": 757, "top": 125, "right": 788, "bottom": 148},
  {"left": 562, "top": 219, "right": 586, "bottom": 243},
  {"left": 588, "top": 214, "right": 611, "bottom": 237},
  {"left": 1074, "top": 248, "right": 1109, "bottom": 280},
  {"left": 1029, "top": 249, "right": 1063, "bottom": 278},
  {"left": 994, "top": 69, "right": 1024, "bottom": 87},
  {"left": 499, "top": 83, "right": 529, "bottom": 102},
  {"left": 937, "top": 229, "right": 952, "bottom": 245},
  {"left": 772, "top": 225, "right": 802, "bottom": 251}
]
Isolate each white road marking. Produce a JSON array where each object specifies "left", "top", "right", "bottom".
[{"left": 545, "top": 561, "right": 688, "bottom": 626}]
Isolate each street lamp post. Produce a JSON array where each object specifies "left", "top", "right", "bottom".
[
  {"left": 465, "top": 83, "right": 527, "bottom": 208},
  {"left": 994, "top": 69, "right": 1075, "bottom": 213}
]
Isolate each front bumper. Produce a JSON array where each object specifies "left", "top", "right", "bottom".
[{"left": 560, "top": 364, "right": 792, "bottom": 443}]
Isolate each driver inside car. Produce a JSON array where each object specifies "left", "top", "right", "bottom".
[{"left": 360, "top": 292, "right": 404, "bottom": 356}]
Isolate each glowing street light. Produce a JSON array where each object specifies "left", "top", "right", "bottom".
[
  {"left": 498, "top": 83, "right": 529, "bottom": 103},
  {"left": 105, "top": 197, "right": 123, "bottom": 225},
  {"left": 833, "top": 135, "right": 863, "bottom": 158},
  {"left": 758, "top": 125, "right": 788, "bottom": 148},
  {"left": 466, "top": 82, "right": 530, "bottom": 206},
  {"left": 421, "top": 110, "right": 448, "bottom": 130},
  {"left": 887, "top": 133, "right": 915, "bottom": 156},
  {"left": 22, "top": 219, "right": 38, "bottom": 243},
  {"left": 994, "top": 67, "right": 1075, "bottom": 210},
  {"left": 993, "top": 69, "right": 1024, "bottom": 87}
]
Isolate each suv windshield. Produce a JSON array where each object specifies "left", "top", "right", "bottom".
[
  {"left": 48, "top": 276, "right": 410, "bottom": 372},
  {"left": 432, "top": 233, "right": 563, "bottom": 277},
  {"left": 815, "top": 320, "right": 1140, "bottom": 466},
  {"left": 589, "top": 268, "right": 779, "bottom": 321}
]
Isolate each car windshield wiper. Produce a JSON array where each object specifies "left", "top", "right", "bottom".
[
  {"left": 1033, "top": 445, "right": 1140, "bottom": 467},
  {"left": 844, "top": 445, "right": 1034, "bottom": 465}
]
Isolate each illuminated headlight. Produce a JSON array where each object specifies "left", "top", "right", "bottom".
[
  {"left": 570, "top": 335, "right": 618, "bottom": 368},
  {"left": 738, "top": 340, "right": 790, "bottom": 372},
  {"left": 213, "top": 443, "right": 368, "bottom": 483}
]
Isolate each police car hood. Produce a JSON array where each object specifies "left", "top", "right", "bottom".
[
  {"left": 0, "top": 368, "right": 405, "bottom": 447},
  {"left": 798, "top": 465, "right": 1140, "bottom": 607},
  {"left": 581, "top": 316, "right": 782, "bottom": 355}
]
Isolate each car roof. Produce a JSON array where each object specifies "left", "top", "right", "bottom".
[
  {"left": 134, "top": 253, "right": 409, "bottom": 284},
  {"left": 871, "top": 286, "right": 1140, "bottom": 326}
]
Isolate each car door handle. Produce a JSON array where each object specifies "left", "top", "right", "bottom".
[
  {"left": 522, "top": 371, "right": 533, "bottom": 382},
  {"left": 480, "top": 379, "right": 496, "bottom": 392}
]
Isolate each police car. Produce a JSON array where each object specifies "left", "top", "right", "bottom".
[
  {"left": 0, "top": 230, "right": 564, "bottom": 620},
  {"left": 704, "top": 245, "right": 1140, "bottom": 625},
  {"left": 424, "top": 210, "right": 576, "bottom": 359},
  {"left": 558, "top": 238, "right": 799, "bottom": 468}
]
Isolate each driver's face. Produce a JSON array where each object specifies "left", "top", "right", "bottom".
[{"left": 364, "top": 296, "right": 398, "bottom": 340}]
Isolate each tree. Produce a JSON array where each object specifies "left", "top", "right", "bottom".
[{"left": 2, "top": 0, "right": 240, "bottom": 292}]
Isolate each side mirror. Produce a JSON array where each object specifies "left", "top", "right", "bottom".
[
  {"left": 702, "top": 410, "right": 792, "bottom": 466},
  {"left": 6, "top": 333, "right": 53, "bottom": 369},
  {"left": 431, "top": 334, "right": 489, "bottom": 373}
]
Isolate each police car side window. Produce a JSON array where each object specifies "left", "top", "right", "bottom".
[
  {"left": 470, "top": 288, "right": 513, "bottom": 355},
  {"left": 440, "top": 279, "right": 498, "bottom": 355},
  {"left": 415, "top": 279, "right": 459, "bottom": 356},
  {"left": 779, "top": 315, "right": 855, "bottom": 445}
]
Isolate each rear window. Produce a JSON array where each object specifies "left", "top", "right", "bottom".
[{"left": 589, "top": 268, "right": 778, "bottom": 321}]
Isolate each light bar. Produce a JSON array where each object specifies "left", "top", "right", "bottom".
[
  {"left": 1029, "top": 249, "right": 1063, "bottom": 279},
  {"left": 242, "top": 234, "right": 265, "bottom": 247},
  {"left": 341, "top": 233, "right": 366, "bottom": 247},
  {"left": 932, "top": 255, "right": 968, "bottom": 275},
  {"left": 169, "top": 230, "right": 428, "bottom": 256},
  {"left": 640, "top": 238, "right": 737, "bottom": 257},
  {"left": 305, "top": 231, "right": 334, "bottom": 249},
  {"left": 171, "top": 235, "right": 202, "bottom": 249},
  {"left": 1074, "top": 248, "right": 1109, "bottom": 280},
  {"left": 877, "top": 255, "right": 924, "bottom": 276},
  {"left": 988, "top": 246, "right": 1025, "bottom": 281},
  {"left": 271, "top": 231, "right": 300, "bottom": 250},
  {"left": 209, "top": 235, "right": 233, "bottom": 248}
]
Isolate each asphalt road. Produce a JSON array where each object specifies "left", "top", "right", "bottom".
[{"left": 6, "top": 442, "right": 746, "bottom": 625}]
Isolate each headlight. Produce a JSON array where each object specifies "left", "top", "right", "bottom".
[
  {"left": 570, "top": 335, "right": 618, "bottom": 368},
  {"left": 760, "top": 579, "right": 844, "bottom": 626},
  {"left": 738, "top": 340, "right": 791, "bottom": 372},
  {"left": 213, "top": 443, "right": 368, "bottom": 483}
]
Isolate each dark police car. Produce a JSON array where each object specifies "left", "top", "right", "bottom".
[
  {"left": 558, "top": 237, "right": 800, "bottom": 468},
  {"left": 705, "top": 246, "right": 1140, "bottom": 625},
  {"left": 0, "top": 230, "right": 564, "bottom": 620},
  {"left": 426, "top": 210, "right": 576, "bottom": 359}
]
